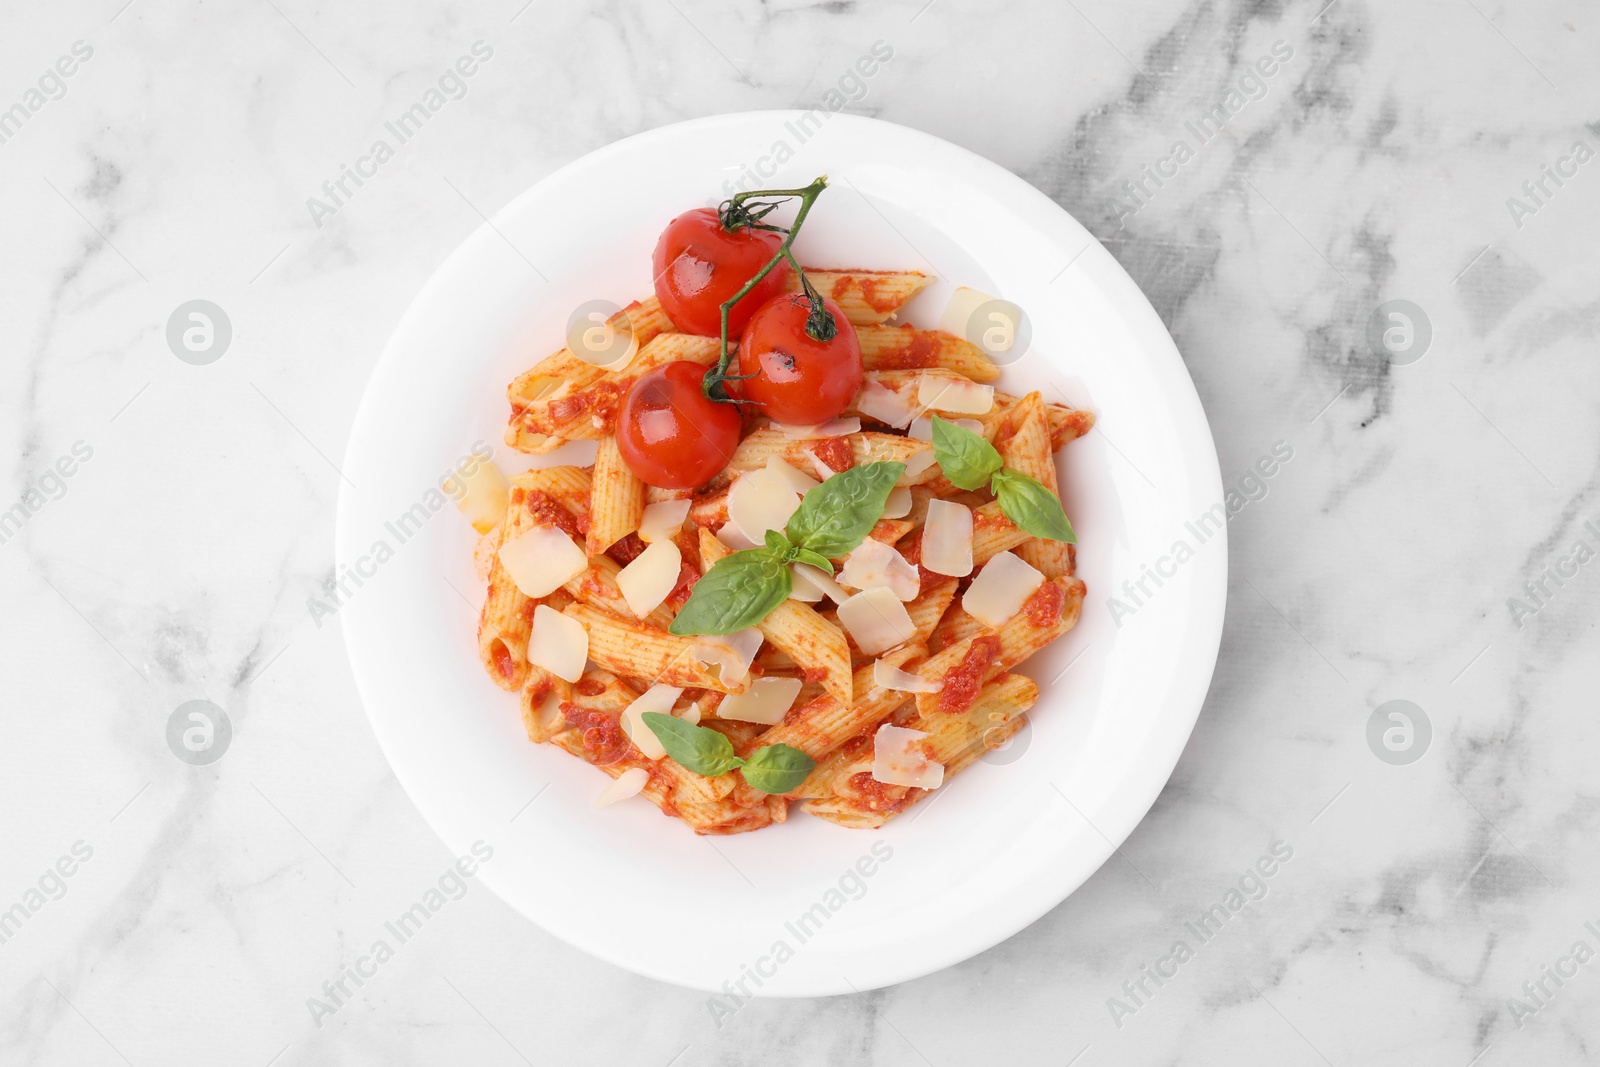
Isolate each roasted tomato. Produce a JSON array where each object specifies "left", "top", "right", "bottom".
[
  {"left": 651, "top": 208, "right": 792, "bottom": 336},
  {"left": 616, "top": 361, "right": 741, "bottom": 489},
  {"left": 735, "top": 293, "right": 863, "bottom": 425}
]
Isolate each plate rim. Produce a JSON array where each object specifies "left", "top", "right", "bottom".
[{"left": 337, "top": 109, "right": 1228, "bottom": 996}]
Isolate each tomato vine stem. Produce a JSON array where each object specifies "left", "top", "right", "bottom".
[{"left": 704, "top": 176, "right": 833, "bottom": 403}]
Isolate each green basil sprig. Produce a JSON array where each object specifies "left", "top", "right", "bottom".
[
  {"left": 669, "top": 461, "right": 905, "bottom": 636},
  {"left": 640, "top": 712, "right": 816, "bottom": 794},
  {"left": 930, "top": 416, "right": 1075, "bottom": 543}
]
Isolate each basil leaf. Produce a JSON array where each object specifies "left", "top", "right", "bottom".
[
  {"left": 789, "top": 547, "right": 834, "bottom": 574},
  {"left": 784, "top": 461, "right": 905, "bottom": 560},
  {"left": 640, "top": 713, "right": 745, "bottom": 777},
  {"left": 931, "top": 416, "right": 1002, "bottom": 491},
  {"left": 992, "top": 469, "right": 1076, "bottom": 543},
  {"left": 739, "top": 743, "right": 817, "bottom": 795},
  {"left": 763, "top": 529, "right": 794, "bottom": 557},
  {"left": 668, "top": 548, "right": 792, "bottom": 635}
]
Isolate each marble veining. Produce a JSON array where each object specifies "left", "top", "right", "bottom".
[{"left": 2, "top": 0, "right": 1598, "bottom": 1064}]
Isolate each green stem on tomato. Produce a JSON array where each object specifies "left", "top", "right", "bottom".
[{"left": 704, "top": 176, "right": 834, "bottom": 403}]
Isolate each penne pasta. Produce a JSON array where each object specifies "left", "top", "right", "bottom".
[
  {"left": 726, "top": 429, "right": 936, "bottom": 484},
  {"left": 856, "top": 325, "right": 998, "bottom": 383},
  {"left": 564, "top": 603, "right": 746, "bottom": 693},
  {"left": 911, "top": 576, "right": 1084, "bottom": 717},
  {"left": 506, "top": 333, "right": 720, "bottom": 452},
  {"left": 999, "top": 392, "right": 1072, "bottom": 578},
  {"left": 785, "top": 268, "right": 933, "bottom": 325},
  {"left": 587, "top": 436, "right": 645, "bottom": 554}
]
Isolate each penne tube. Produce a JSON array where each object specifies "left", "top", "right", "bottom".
[
  {"left": 587, "top": 436, "right": 645, "bottom": 554},
  {"left": 477, "top": 482, "right": 556, "bottom": 691},
  {"left": 518, "top": 666, "right": 573, "bottom": 742},
  {"left": 550, "top": 730, "right": 771, "bottom": 834},
  {"left": 978, "top": 391, "right": 1095, "bottom": 451},
  {"left": 786, "top": 269, "right": 933, "bottom": 325},
  {"left": 928, "top": 604, "right": 987, "bottom": 653},
  {"left": 999, "top": 392, "right": 1072, "bottom": 578},
  {"left": 911, "top": 576, "right": 1084, "bottom": 717},
  {"left": 906, "top": 576, "right": 958, "bottom": 645},
  {"left": 564, "top": 603, "right": 745, "bottom": 693},
  {"left": 507, "top": 297, "right": 675, "bottom": 409},
  {"left": 506, "top": 333, "right": 720, "bottom": 453},
  {"left": 856, "top": 326, "right": 998, "bottom": 383},
  {"left": 800, "top": 674, "right": 1037, "bottom": 827},
  {"left": 726, "top": 430, "right": 936, "bottom": 484}
]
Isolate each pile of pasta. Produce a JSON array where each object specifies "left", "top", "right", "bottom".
[{"left": 471, "top": 269, "right": 1093, "bottom": 834}]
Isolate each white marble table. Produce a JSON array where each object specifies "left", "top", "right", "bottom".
[{"left": 3, "top": 1, "right": 1598, "bottom": 1063}]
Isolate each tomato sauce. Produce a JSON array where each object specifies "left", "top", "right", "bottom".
[
  {"left": 491, "top": 640, "right": 516, "bottom": 682},
  {"left": 523, "top": 490, "right": 584, "bottom": 541},
  {"left": 839, "top": 273, "right": 900, "bottom": 315},
  {"left": 667, "top": 562, "right": 699, "bottom": 608},
  {"left": 848, "top": 771, "right": 911, "bottom": 813},
  {"left": 897, "top": 532, "right": 940, "bottom": 588},
  {"left": 871, "top": 329, "right": 939, "bottom": 371},
  {"left": 606, "top": 533, "right": 646, "bottom": 565},
  {"left": 548, "top": 380, "right": 625, "bottom": 434},
  {"left": 1025, "top": 581, "right": 1064, "bottom": 628},
  {"left": 560, "top": 702, "right": 631, "bottom": 765},
  {"left": 808, "top": 436, "right": 853, "bottom": 472},
  {"left": 938, "top": 634, "right": 1001, "bottom": 714}
]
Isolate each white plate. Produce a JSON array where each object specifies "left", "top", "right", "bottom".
[{"left": 338, "top": 112, "right": 1226, "bottom": 997}]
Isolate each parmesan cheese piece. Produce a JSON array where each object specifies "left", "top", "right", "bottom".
[
  {"left": 939, "top": 286, "right": 1025, "bottom": 364},
  {"left": 451, "top": 458, "right": 509, "bottom": 534},
  {"left": 616, "top": 539, "right": 681, "bottom": 617},
  {"left": 922, "top": 499, "right": 974, "bottom": 577},
  {"left": 872, "top": 724, "right": 944, "bottom": 789},
  {"left": 909, "top": 416, "right": 983, "bottom": 442},
  {"left": 717, "top": 522, "right": 760, "bottom": 550},
  {"left": 842, "top": 538, "right": 920, "bottom": 601},
  {"left": 592, "top": 767, "right": 650, "bottom": 809},
  {"left": 803, "top": 449, "right": 843, "bottom": 483},
  {"left": 718, "top": 676, "right": 804, "bottom": 725},
  {"left": 692, "top": 628, "right": 764, "bottom": 685},
  {"left": 962, "top": 550, "right": 1045, "bottom": 628},
  {"left": 637, "top": 498, "right": 690, "bottom": 543},
  {"left": 883, "top": 486, "right": 913, "bottom": 519},
  {"left": 681, "top": 700, "right": 702, "bottom": 726},
  {"left": 620, "top": 683, "right": 684, "bottom": 760},
  {"left": 528, "top": 605, "right": 588, "bottom": 682},
  {"left": 728, "top": 467, "right": 802, "bottom": 544},
  {"left": 899, "top": 449, "right": 937, "bottom": 483},
  {"left": 775, "top": 417, "right": 862, "bottom": 438},
  {"left": 837, "top": 587, "right": 917, "bottom": 655},
  {"left": 764, "top": 457, "right": 821, "bottom": 496},
  {"left": 856, "top": 378, "right": 916, "bottom": 428},
  {"left": 873, "top": 658, "right": 943, "bottom": 694},
  {"left": 498, "top": 525, "right": 588, "bottom": 598},
  {"left": 789, "top": 565, "right": 825, "bottom": 602},
  {"left": 793, "top": 563, "right": 849, "bottom": 604},
  {"left": 917, "top": 375, "right": 995, "bottom": 415}
]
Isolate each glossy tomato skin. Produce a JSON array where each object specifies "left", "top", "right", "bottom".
[
  {"left": 736, "top": 294, "right": 864, "bottom": 426},
  {"left": 652, "top": 208, "right": 791, "bottom": 337},
  {"left": 616, "top": 361, "right": 742, "bottom": 489}
]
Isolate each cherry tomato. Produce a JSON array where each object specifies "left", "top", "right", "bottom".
[
  {"left": 736, "top": 294, "right": 863, "bottom": 426},
  {"left": 616, "top": 361, "right": 742, "bottom": 489},
  {"left": 652, "top": 208, "right": 792, "bottom": 337}
]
